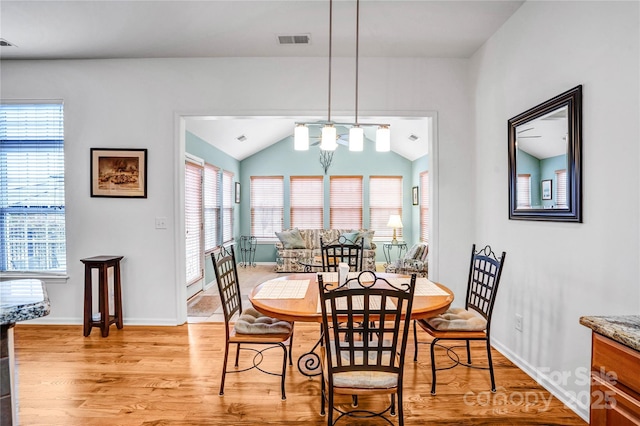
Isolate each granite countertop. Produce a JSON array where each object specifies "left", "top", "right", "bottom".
[
  {"left": 580, "top": 315, "right": 640, "bottom": 352},
  {"left": 0, "top": 279, "right": 51, "bottom": 325}
]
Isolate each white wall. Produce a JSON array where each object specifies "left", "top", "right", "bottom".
[
  {"left": 1, "top": 57, "right": 474, "bottom": 324},
  {"left": 470, "top": 1, "right": 639, "bottom": 420}
]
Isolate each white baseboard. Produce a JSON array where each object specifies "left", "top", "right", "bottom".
[
  {"left": 491, "top": 338, "right": 590, "bottom": 422},
  {"left": 20, "top": 317, "right": 181, "bottom": 326}
]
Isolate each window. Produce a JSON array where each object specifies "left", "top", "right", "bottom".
[
  {"left": 251, "top": 176, "right": 283, "bottom": 239},
  {"left": 185, "top": 159, "right": 203, "bottom": 285},
  {"left": 0, "top": 103, "right": 67, "bottom": 273},
  {"left": 517, "top": 174, "right": 531, "bottom": 208},
  {"left": 420, "top": 171, "right": 429, "bottom": 242},
  {"left": 290, "top": 176, "right": 323, "bottom": 229},
  {"left": 369, "top": 176, "right": 402, "bottom": 240},
  {"left": 203, "top": 163, "right": 220, "bottom": 252},
  {"left": 222, "top": 170, "right": 234, "bottom": 244},
  {"left": 330, "top": 176, "right": 362, "bottom": 229},
  {"left": 555, "top": 169, "right": 567, "bottom": 207}
]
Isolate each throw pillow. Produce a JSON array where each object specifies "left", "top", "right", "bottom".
[
  {"left": 340, "top": 232, "right": 361, "bottom": 245},
  {"left": 275, "top": 228, "right": 306, "bottom": 249},
  {"left": 353, "top": 230, "right": 374, "bottom": 249}
]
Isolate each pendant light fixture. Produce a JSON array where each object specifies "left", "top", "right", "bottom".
[{"left": 294, "top": 0, "right": 390, "bottom": 159}]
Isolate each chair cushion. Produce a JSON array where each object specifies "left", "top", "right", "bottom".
[
  {"left": 325, "top": 341, "right": 398, "bottom": 389},
  {"left": 426, "top": 307, "right": 487, "bottom": 331},
  {"left": 234, "top": 307, "right": 292, "bottom": 334},
  {"left": 275, "top": 228, "right": 306, "bottom": 249}
]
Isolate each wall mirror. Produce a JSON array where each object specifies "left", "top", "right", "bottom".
[{"left": 508, "top": 85, "right": 582, "bottom": 222}]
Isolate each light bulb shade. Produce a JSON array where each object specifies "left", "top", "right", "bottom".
[
  {"left": 349, "top": 126, "right": 364, "bottom": 151},
  {"left": 387, "top": 214, "right": 403, "bottom": 228},
  {"left": 376, "top": 126, "right": 391, "bottom": 152},
  {"left": 294, "top": 124, "right": 309, "bottom": 151},
  {"left": 320, "top": 125, "right": 338, "bottom": 151}
]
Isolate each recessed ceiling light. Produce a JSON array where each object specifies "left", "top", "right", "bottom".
[{"left": 237, "top": 135, "right": 247, "bottom": 142}]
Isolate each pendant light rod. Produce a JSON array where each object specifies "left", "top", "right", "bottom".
[
  {"left": 354, "top": 0, "right": 359, "bottom": 125},
  {"left": 327, "top": 0, "right": 333, "bottom": 123}
]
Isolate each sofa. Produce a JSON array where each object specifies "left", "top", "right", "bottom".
[
  {"left": 274, "top": 228, "right": 377, "bottom": 273},
  {"left": 384, "top": 242, "right": 429, "bottom": 277}
]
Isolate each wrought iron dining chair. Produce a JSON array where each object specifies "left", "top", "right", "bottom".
[
  {"left": 318, "top": 271, "right": 416, "bottom": 425},
  {"left": 413, "top": 244, "right": 506, "bottom": 394},
  {"left": 320, "top": 236, "right": 364, "bottom": 272},
  {"left": 211, "top": 246, "right": 294, "bottom": 400}
]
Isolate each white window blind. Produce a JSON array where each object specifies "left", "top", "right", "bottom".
[
  {"left": 369, "top": 176, "right": 402, "bottom": 240},
  {"left": 251, "top": 176, "right": 283, "bottom": 239},
  {"left": 290, "top": 176, "right": 323, "bottom": 229},
  {"left": 556, "top": 169, "right": 567, "bottom": 207},
  {"left": 517, "top": 174, "right": 531, "bottom": 208},
  {"left": 203, "top": 163, "right": 220, "bottom": 252},
  {"left": 330, "top": 176, "right": 362, "bottom": 230},
  {"left": 0, "top": 102, "right": 67, "bottom": 273},
  {"left": 185, "top": 160, "right": 203, "bottom": 285},
  {"left": 420, "top": 171, "right": 429, "bottom": 243},
  {"left": 222, "top": 170, "right": 234, "bottom": 244}
]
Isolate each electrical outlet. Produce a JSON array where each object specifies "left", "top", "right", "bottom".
[
  {"left": 515, "top": 314, "right": 523, "bottom": 332},
  {"left": 155, "top": 217, "right": 168, "bottom": 229}
]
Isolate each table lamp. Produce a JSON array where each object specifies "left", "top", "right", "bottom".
[{"left": 387, "top": 215, "right": 403, "bottom": 245}]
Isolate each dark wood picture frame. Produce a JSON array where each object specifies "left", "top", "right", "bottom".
[
  {"left": 412, "top": 186, "right": 419, "bottom": 206},
  {"left": 91, "top": 148, "right": 147, "bottom": 198},
  {"left": 508, "top": 85, "right": 582, "bottom": 222},
  {"left": 235, "top": 182, "right": 241, "bottom": 204}
]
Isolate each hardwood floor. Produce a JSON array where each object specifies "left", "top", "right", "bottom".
[{"left": 13, "top": 323, "right": 586, "bottom": 425}]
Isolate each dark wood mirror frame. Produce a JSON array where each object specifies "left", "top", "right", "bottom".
[{"left": 508, "top": 85, "right": 582, "bottom": 222}]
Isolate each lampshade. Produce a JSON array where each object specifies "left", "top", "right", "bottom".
[
  {"left": 294, "top": 124, "right": 309, "bottom": 151},
  {"left": 320, "top": 125, "right": 338, "bottom": 151},
  {"left": 387, "top": 214, "right": 403, "bottom": 229},
  {"left": 349, "top": 126, "right": 364, "bottom": 151},
  {"left": 376, "top": 125, "right": 390, "bottom": 152}
]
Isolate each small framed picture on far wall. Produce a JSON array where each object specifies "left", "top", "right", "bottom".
[
  {"left": 412, "top": 186, "right": 419, "bottom": 205},
  {"left": 541, "top": 179, "right": 552, "bottom": 200}
]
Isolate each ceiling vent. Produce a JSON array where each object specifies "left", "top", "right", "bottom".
[
  {"left": 408, "top": 134, "right": 420, "bottom": 142},
  {"left": 277, "top": 34, "right": 311, "bottom": 45},
  {"left": 236, "top": 135, "right": 247, "bottom": 142},
  {"left": 0, "top": 39, "right": 15, "bottom": 47}
]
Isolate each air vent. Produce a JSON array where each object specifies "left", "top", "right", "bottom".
[
  {"left": 408, "top": 134, "right": 419, "bottom": 142},
  {"left": 236, "top": 135, "right": 247, "bottom": 142},
  {"left": 277, "top": 34, "right": 311, "bottom": 45},
  {"left": 0, "top": 39, "right": 15, "bottom": 47}
]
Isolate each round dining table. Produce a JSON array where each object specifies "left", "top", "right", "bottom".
[{"left": 249, "top": 272, "right": 454, "bottom": 376}]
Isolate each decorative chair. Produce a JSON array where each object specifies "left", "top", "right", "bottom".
[
  {"left": 320, "top": 236, "right": 364, "bottom": 272},
  {"left": 211, "top": 246, "right": 294, "bottom": 400},
  {"left": 317, "top": 271, "right": 417, "bottom": 425},
  {"left": 413, "top": 244, "right": 506, "bottom": 394}
]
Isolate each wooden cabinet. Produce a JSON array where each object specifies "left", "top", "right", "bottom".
[{"left": 589, "top": 333, "right": 640, "bottom": 425}]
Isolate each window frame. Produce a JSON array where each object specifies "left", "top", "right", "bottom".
[
  {"left": 251, "top": 176, "right": 284, "bottom": 242},
  {"left": 329, "top": 176, "right": 363, "bottom": 230},
  {"left": 369, "top": 175, "right": 403, "bottom": 241},
  {"left": 290, "top": 176, "right": 324, "bottom": 230},
  {"left": 0, "top": 102, "right": 68, "bottom": 282}
]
